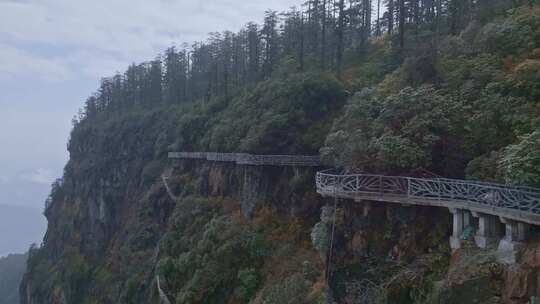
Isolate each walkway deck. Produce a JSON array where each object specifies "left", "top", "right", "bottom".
[
  {"left": 316, "top": 169, "right": 540, "bottom": 225},
  {"left": 166, "top": 151, "right": 540, "bottom": 226},
  {"left": 168, "top": 152, "right": 321, "bottom": 166}
]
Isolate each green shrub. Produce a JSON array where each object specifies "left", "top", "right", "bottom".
[
  {"left": 465, "top": 151, "right": 504, "bottom": 182},
  {"left": 500, "top": 130, "right": 540, "bottom": 187},
  {"left": 259, "top": 273, "right": 308, "bottom": 304},
  {"left": 472, "top": 6, "right": 540, "bottom": 56},
  {"left": 311, "top": 205, "right": 335, "bottom": 258},
  {"left": 322, "top": 86, "right": 452, "bottom": 174},
  {"left": 140, "top": 160, "right": 163, "bottom": 184},
  {"left": 202, "top": 72, "right": 347, "bottom": 154},
  {"left": 234, "top": 268, "right": 259, "bottom": 302}
]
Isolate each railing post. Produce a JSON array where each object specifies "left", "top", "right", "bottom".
[
  {"left": 438, "top": 179, "right": 442, "bottom": 200},
  {"left": 407, "top": 178, "right": 411, "bottom": 198},
  {"left": 379, "top": 176, "right": 383, "bottom": 195}
]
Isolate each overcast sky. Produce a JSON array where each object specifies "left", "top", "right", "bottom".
[
  {"left": 0, "top": 0, "right": 302, "bottom": 254},
  {"left": 0, "top": 0, "right": 303, "bottom": 208}
]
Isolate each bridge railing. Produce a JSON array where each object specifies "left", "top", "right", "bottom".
[
  {"left": 316, "top": 169, "right": 540, "bottom": 214},
  {"left": 169, "top": 152, "right": 321, "bottom": 166}
]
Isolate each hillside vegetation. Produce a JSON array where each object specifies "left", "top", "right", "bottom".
[{"left": 21, "top": 0, "right": 540, "bottom": 303}]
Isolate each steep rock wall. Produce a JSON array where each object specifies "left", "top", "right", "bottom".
[{"left": 20, "top": 113, "right": 324, "bottom": 303}]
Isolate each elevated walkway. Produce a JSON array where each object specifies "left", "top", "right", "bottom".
[
  {"left": 316, "top": 169, "right": 540, "bottom": 225},
  {"left": 166, "top": 151, "right": 540, "bottom": 260},
  {"left": 168, "top": 152, "right": 321, "bottom": 166},
  {"left": 316, "top": 169, "right": 540, "bottom": 258}
]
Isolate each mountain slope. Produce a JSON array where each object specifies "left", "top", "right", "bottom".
[
  {"left": 21, "top": 2, "right": 540, "bottom": 304},
  {"left": 20, "top": 72, "right": 343, "bottom": 303}
]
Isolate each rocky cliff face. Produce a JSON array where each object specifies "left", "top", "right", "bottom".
[
  {"left": 169, "top": 160, "right": 321, "bottom": 220},
  {"left": 19, "top": 65, "right": 540, "bottom": 303},
  {"left": 20, "top": 110, "right": 540, "bottom": 303},
  {"left": 20, "top": 109, "right": 326, "bottom": 304}
]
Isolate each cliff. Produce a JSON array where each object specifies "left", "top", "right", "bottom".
[
  {"left": 20, "top": 73, "right": 342, "bottom": 304},
  {"left": 20, "top": 3, "right": 540, "bottom": 303}
]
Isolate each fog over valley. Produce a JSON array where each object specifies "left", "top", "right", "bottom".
[{"left": 0, "top": 204, "right": 46, "bottom": 256}]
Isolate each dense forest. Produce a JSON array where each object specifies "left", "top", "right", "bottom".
[
  {"left": 73, "top": 0, "right": 540, "bottom": 185},
  {"left": 75, "top": 0, "right": 504, "bottom": 115},
  {"left": 22, "top": 0, "right": 540, "bottom": 303}
]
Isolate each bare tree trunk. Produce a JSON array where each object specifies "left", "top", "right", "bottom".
[
  {"left": 399, "top": 0, "right": 405, "bottom": 49},
  {"left": 322, "top": 0, "right": 327, "bottom": 69},
  {"left": 300, "top": 12, "right": 305, "bottom": 71},
  {"left": 336, "top": 0, "right": 345, "bottom": 78},
  {"left": 365, "top": 0, "right": 372, "bottom": 41},
  {"left": 377, "top": 0, "right": 381, "bottom": 36},
  {"left": 388, "top": 0, "right": 394, "bottom": 34}
]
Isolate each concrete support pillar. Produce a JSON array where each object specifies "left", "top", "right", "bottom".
[
  {"left": 517, "top": 222, "right": 530, "bottom": 242},
  {"left": 292, "top": 166, "right": 301, "bottom": 179},
  {"left": 504, "top": 219, "right": 517, "bottom": 241},
  {"left": 449, "top": 208, "right": 464, "bottom": 250},
  {"left": 363, "top": 201, "right": 372, "bottom": 217},
  {"left": 499, "top": 217, "right": 529, "bottom": 242},
  {"left": 498, "top": 217, "right": 529, "bottom": 264},
  {"left": 471, "top": 212, "right": 499, "bottom": 248},
  {"left": 463, "top": 211, "right": 472, "bottom": 228},
  {"left": 386, "top": 205, "right": 393, "bottom": 221}
]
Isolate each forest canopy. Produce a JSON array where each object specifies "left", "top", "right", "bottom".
[{"left": 72, "top": 0, "right": 540, "bottom": 186}]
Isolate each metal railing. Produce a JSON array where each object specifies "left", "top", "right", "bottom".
[
  {"left": 316, "top": 169, "right": 540, "bottom": 215},
  {"left": 168, "top": 152, "right": 321, "bottom": 167}
]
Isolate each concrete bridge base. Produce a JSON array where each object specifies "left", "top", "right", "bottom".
[
  {"left": 449, "top": 208, "right": 472, "bottom": 250},
  {"left": 497, "top": 239, "right": 524, "bottom": 264},
  {"left": 449, "top": 209, "right": 532, "bottom": 263},
  {"left": 472, "top": 212, "right": 499, "bottom": 248},
  {"left": 497, "top": 217, "right": 529, "bottom": 264},
  {"left": 353, "top": 199, "right": 372, "bottom": 217}
]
